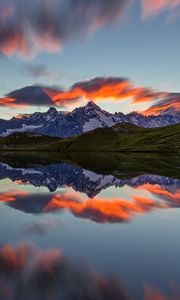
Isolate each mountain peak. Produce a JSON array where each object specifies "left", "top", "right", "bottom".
[
  {"left": 85, "top": 101, "right": 100, "bottom": 110},
  {"left": 47, "top": 107, "right": 58, "bottom": 114}
]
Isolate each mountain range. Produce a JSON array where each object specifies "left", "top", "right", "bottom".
[{"left": 0, "top": 101, "right": 180, "bottom": 138}]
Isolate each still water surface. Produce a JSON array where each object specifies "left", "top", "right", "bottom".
[{"left": 0, "top": 157, "right": 180, "bottom": 299}]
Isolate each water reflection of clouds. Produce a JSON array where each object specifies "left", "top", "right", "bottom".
[
  {"left": 0, "top": 179, "right": 49, "bottom": 194},
  {"left": 23, "top": 219, "right": 61, "bottom": 237},
  {"left": 0, "top": 243, "right": 179, "bottom": 300},
  {"left": 0, "top": 184, "right": 179, "bottom": 223},
  {"left": 0, "top": 243, "right": 130, "bottom": 300},
  {"left": 137, "top": 184, "right": 180, "bottom": 203},
  {"left": 43, "top": 191, "right": 168, "bottom": 223}
]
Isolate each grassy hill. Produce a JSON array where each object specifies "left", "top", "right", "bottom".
[
  {"left": 0, "top": 123, "right": 179, "bottom": 153},
  {"left": 38, "top": 123, "right": 180, "bottom": 153}
]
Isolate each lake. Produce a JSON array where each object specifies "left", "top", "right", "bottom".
[{"left": 0, "top": 153, "right": 179, "bottom": 300}]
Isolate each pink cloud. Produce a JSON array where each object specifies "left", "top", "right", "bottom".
[{"left": 142, "top": 0, "right": 180, "bottom": 18}]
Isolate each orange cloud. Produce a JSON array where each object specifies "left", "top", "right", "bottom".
[
  {"left": 143, "top": 95, "right": 180, "bottom": 116},
  {"left": 43, "top": 79, "right": 132, "bottom": 104},
  {"left": 0, "top": 97, "right": 16, "bottom": 105},
  {"left": 0, "top": 97, "right": 28, "bottom": 108},
  {"left": 43, "top": 77, "right": 165, "bottom": 108},
  {"left": 0, "top": 78, "right": 178, "bottom": 116}
]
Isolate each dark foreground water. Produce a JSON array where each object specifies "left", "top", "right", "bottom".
[{"left": 0, "top": 153, "right": 179, "bottom": 300}]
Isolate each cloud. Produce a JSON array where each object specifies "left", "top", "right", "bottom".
[
  {"left": 0, "top": 243, "right": 130, "bottom": 300},
  {"left": 0, "top": 77, "right": 178, "bottom": 115},
  {"left": 141, "top": 0, "right": 180, "bottom": 19},
  {"left": 0, "top": 0, "right": 130, "bottom": 57},
  {"left": 43, "top": 77, "right": 166, "bottom": 107},
  {"left": 44, "top": 77, "right": 133, "bottom": 103},
  {"left": 0, "top": 85, "right": 57, "bottom": 108},
  {"left": 0, "top": 0, "right": 179, "bottom": 58},
  {"left": 22, "top": 63, "right": 63, "bottom": 82},
  {"left": 143, "top": 93, "right": 180, "bottom": 116}
]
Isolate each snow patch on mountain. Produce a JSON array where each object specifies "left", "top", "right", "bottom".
[
  {"left": 83, "top": 118, "right": 103, "bottom": 131},
  {"left": 2, "top": 124, "right": 43, "bottom": 137}
]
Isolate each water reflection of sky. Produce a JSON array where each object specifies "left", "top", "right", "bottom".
[{"left": 0, "top": 163, "right": 180, "bottom": 300}]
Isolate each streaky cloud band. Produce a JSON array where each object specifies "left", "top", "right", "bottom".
[{"left": 0, "top": 0, "right": 130, "bottom": 57}]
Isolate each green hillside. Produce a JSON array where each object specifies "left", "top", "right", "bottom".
[
  {"left": 0, "top": 132, "right": 60, "bottom": 149},
  {"left": 39, "top": 123, "right": 180, "bottom": 153}
]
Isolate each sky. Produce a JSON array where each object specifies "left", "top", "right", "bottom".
[{"left": 0, "top": 0, "right": 180, "bottom": 119}]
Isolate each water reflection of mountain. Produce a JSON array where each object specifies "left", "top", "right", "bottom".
[
  {"left": 0, "top": 162, "right": 179, "bottom": 197},
  {"left": 0, "top": 162, "right": 179, "bottom": 222}
]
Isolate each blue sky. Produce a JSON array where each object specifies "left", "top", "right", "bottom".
[{"left": 0, "top": 0, "right": 179, "bottom": 119}]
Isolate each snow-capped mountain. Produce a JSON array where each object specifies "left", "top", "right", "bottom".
[{"left": 0, "top": 101, "right": 179, "bottom": 137}]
